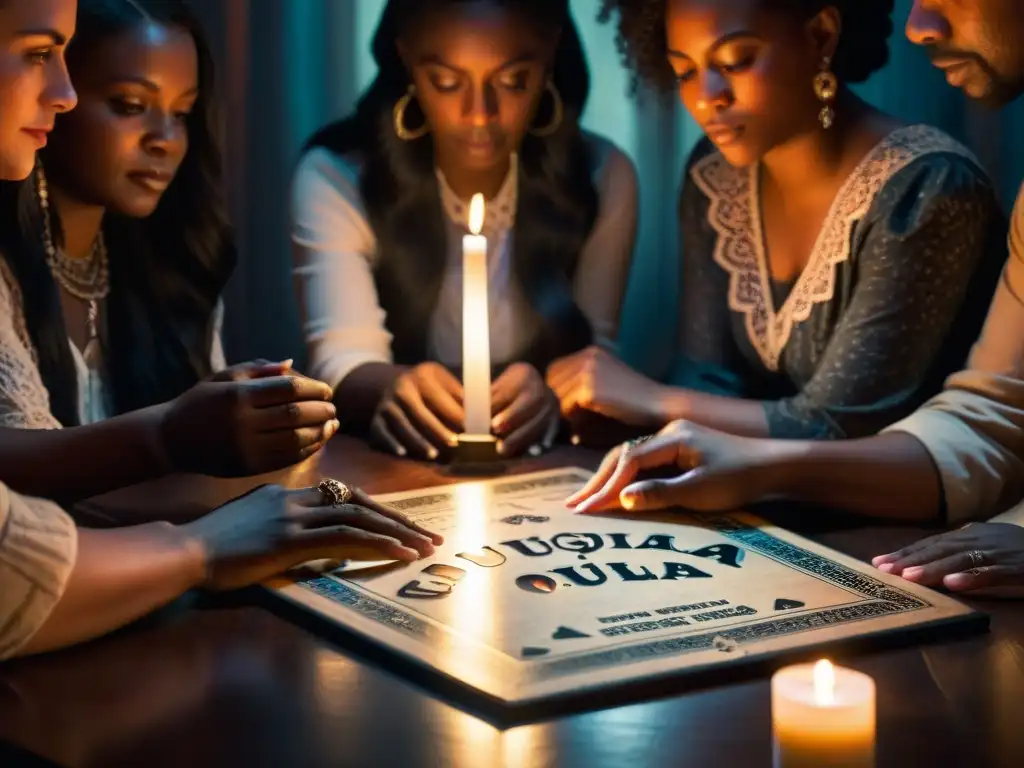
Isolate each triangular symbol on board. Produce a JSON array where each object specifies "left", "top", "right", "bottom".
[
  {"left": 521, "top": 646, "right": 550, "bottom": 657},
  {"left": 774, "top": 599, "right": 805, "bottom": 611},
  {"left": 552, "top": 626, "right": 591, "bottom": 640}
]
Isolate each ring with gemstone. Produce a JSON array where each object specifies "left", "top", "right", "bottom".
[
  {"left": 967, "top": 550, "right": 985, "bottom": 569},
  {"left": 318, "top": 478, "right": 353, "bottom": 507}
]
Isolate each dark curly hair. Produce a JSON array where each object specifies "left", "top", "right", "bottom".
[{"left": 599, "top": 0, "right": 895, "bottom": 93}]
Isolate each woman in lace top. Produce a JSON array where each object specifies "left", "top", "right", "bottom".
[
  {"left": 553, "top": 0, "right": 1007, "bottom": 441},
  {"left": 292, "top": 0, "right": 639, "bottom": 461},
  {"left": 0, "top": 0, "right": 340, "bottom": 506}
]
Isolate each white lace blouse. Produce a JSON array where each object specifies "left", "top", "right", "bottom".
[{"left": 291, "top": 132, "right": 639, "bottom": 391}]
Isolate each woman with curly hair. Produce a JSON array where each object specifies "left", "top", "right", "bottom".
[
  {"left": 550, "top": 0, "right": 1007, "bottom": 441},
  {"left": 292, "top": 0, "right": 639, "bottom": 461}
]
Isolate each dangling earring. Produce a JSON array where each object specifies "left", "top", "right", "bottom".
[
  {"left": 393, "top": 85, "right": 429, "bottom": 141},
  {"left": 814, "top": 57, "right": 838, "bottom": 130},
  {"left": 529, "top": 80, "right": 564, "bottom": 137}
]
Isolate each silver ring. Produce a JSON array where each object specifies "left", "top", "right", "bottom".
[
  {"left": 318, "top": 478, "right": 353, "bottom": 507},
  {"left": 967, "top": 550, "right": 985, "bottom": 568},
  {"left": 623, "top": 435, "right": 653, "bottom": 452}
]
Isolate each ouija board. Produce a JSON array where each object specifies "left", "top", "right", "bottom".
[{"left": 267, "top": 468, "right": 985, "bottom": 715}]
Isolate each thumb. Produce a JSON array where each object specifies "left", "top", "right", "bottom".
[
  {"left": 614, "top": 473, "right": 720, "bottom": 514},
  {"left": 619, "top": 474, "right": 695, "bottom": 512},
  {"left": 236, "top": 359, "right": 294, "bottom": 380}
]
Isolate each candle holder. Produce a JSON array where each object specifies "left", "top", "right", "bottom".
[{"left": 448, "top": 433, "right": 506, "bottom": 476}]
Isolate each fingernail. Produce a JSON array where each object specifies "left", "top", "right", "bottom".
[
  {"left": 395, "top": 445, "right": 407, "bottom": 457},
  {"left": 902, "top": 567, "right": 923, "bottom": 580},
  {"left": 528, "top": 444, "right": 542, "bottom": 458},
  {"left": 280, "top": 359, "right": 294, "bottom": 369},
  {"left": 877, "top": 563, "right": 895, "bottom": 573},
  {"left": 497, "top": 440, "right": 506, "bottom": 456},
  {"left": 870, "top": 555, "right": 890, "bottom": 566},
  {"left": 571, "top": 435, "right": 581, "bottom": 446},
  {"left": 492, "top": 419, "right": 502, "bottom": 432},
  {"left": 447, "top": 436, "right": 459, "bottom": 448},
  {"left": 427, "top": 447, "right": 439, "bottom": 461},
  {"left": 621, "top": 494, "right": 636, "bottom": 510},
  {"left": 324, "top": 419, "right": 339, "bottom": 439}
]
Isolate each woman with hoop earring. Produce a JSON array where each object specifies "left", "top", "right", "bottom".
[{"left": 291, "top": 0, "right": 639, "bottom": 462}]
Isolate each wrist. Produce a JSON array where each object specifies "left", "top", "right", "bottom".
[
  {"left": 162, "top": 522, "right": 209, "bottom": 590},
  {"left": 655, "top": 385, "right": 693, "bottom": 425},
  {"left": 142, "top": 403, "right": 176, "bottom": 476},
  {"left": 748, "top": 439, "right": 816, "bottom": 502}
]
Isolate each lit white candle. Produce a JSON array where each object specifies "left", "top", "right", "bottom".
[
  {"left": 772, "top": 659, "right": 875, "bottom": 768},
  {"left": 461, "top": 193, "right": 491, "bottom": 436}
]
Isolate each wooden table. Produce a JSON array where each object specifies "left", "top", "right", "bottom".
[{"left": 1, "top": 436, "right": 1022, "bottom": 768}]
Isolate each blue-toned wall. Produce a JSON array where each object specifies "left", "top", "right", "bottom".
[{"left": 214, "top": 0, "right": 1024, "bottom": 376}]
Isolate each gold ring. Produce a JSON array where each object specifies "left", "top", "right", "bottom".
[{"left": 318, "top": 478, "right": 353, "bottom": 507}]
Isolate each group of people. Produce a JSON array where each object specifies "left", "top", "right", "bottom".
[{"left": 0, "top": 0, "right": 1021, "bottom": 661}]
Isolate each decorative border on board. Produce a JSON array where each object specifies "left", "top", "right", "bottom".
[
  {"left": 385, "top": 472, "right": 587, "bottom": 512},
  {"left": 296, "top": 511, "right": 935, "bottom": 679}
]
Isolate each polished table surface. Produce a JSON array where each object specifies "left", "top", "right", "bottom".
[{"left": 1, "top": 437, "right": 1022, "bottom": 768}]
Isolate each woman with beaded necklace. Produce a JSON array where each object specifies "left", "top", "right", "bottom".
[
  {"left": 0, "top": 0, "right": 441, "bottom": 662},
  {"left": 293, "top": 0, "right": 639, "bottom": 462},
  {"left": 0, "top": 0, "right": 345, "bottom": 508}
]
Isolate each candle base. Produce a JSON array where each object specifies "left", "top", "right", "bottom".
[{"left": 447, "top": 434, "right": 506, "bottom": 477}]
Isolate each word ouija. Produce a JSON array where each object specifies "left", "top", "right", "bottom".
[{"left": 394, "top": 532, "right": 746, "bottom": 600}]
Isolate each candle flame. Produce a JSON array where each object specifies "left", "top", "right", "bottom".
[
  {"left": 813, "top": 659, "right": 836, "bottom": 706},
  {"left": 469, "top": 193, "right": 485, "bottom": 235}
]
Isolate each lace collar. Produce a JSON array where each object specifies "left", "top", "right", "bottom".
[
  {"left": 690, "top": 124, "right": 978, "bottom": 371},
  {"left": 436, "top": 154, "right": 518, "bottom": 239}
]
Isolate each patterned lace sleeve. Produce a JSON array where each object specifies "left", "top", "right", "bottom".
[
  {"left": 0, "top": 260, "right": 63, "bottom": 430},
  {"left": 765, "top": 154, "right": 1007, "bottom": 439}
]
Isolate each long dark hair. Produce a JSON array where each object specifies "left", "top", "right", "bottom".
[
  {"left": 0, "top": 0, "right": 232, "bottom": 427},
  {"left": 304, "top": 0, "right": 599, "bottom": 369}
]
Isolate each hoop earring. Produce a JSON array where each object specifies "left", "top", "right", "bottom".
[
  {"left": 393, "top": 85, "right": 429, "bottom": 141},
  {"left": 814, "top": 57, "right": 838, "bottom": 130},
  {"left": 529, "top": 80, "right": 564, "bottom": 137}
]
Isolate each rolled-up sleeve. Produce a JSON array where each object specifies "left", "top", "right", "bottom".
[
  {"left": 0, "top": 484, "right": 77, "bottom": 660},
  {"left": 764, "top": 156, "right": 1003, "bottom": 439},
  {"left": 291, "top": 148, "right": 393, "bottom": 391},
  {"left": 886, "top": 183, "right": 1024, "bottom": 522}
]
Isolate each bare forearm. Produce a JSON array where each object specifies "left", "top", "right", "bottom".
[
  {"left": 0, "top": 406, "right": 170, "bottom": 503},
  {"left": 660, "top": 388, "right": 771, "bottom": 437},
  {"left": 19, "top": 523, "right": 205, "bottom": 656},
  {"left": 761, "top": 432, "right": 944, "bottom": 521},
  {"left": 333, "top": 362, "right": 406, "bottom": 430}
]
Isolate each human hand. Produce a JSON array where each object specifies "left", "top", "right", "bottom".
[
  {"left": 159, "top": 375, "right": 340, "bottom": 478},
  {"left": 872, "top": 523, "right": 1024, "bottom": 592},
  {"left": 370, "top": 362, "right": 464, "bottom": 461},
  {"left": 180, "top": 483, "right": 445, "bottom": 592},
  {"left": 547, "top": 346, "right": 670, "bottom": 432},
  {"left": 491, "top": 363, "right": 559, "bottom": 457},
  {"left": 565, "top": 419, "right": 776, "bottom": 514}
]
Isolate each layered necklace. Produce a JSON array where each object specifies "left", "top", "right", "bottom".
[{"left": 35, "top": 166, "right": 110, "bottom": 371}]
